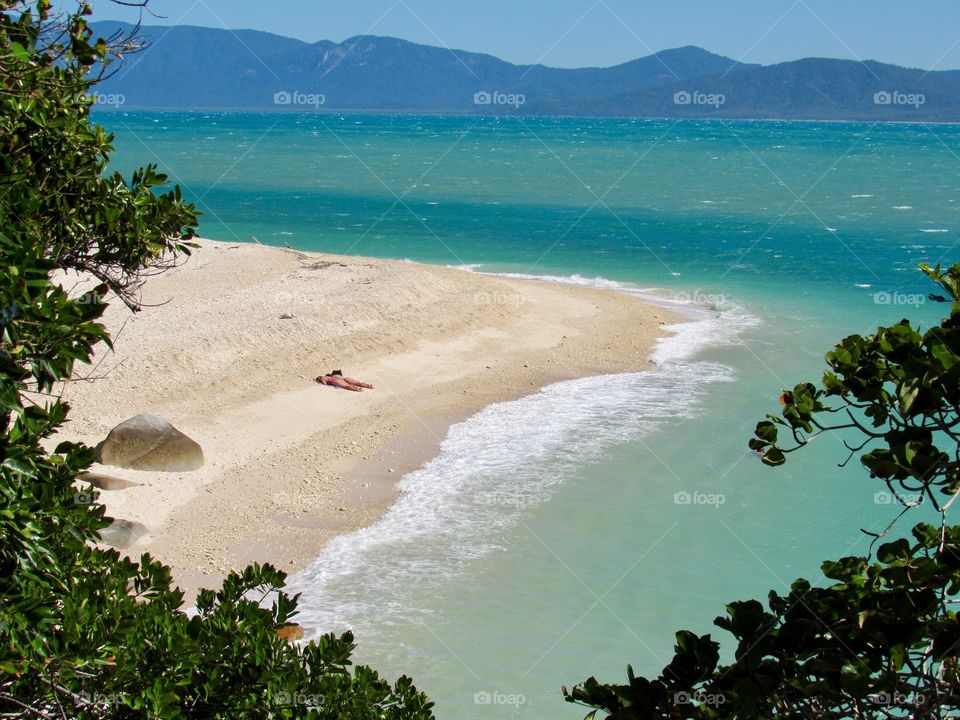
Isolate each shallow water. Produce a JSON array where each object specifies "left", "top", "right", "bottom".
[{"left": 100, "top": 111, "right": 957, "bottom": 718}]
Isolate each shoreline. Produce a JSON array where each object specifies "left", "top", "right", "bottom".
[{"left": 58, "top": 239, "right": 682, "bottom": 601}]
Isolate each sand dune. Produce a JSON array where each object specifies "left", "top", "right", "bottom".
[{"left": 58, "top": 239, "right": 678, "bottom": 600}]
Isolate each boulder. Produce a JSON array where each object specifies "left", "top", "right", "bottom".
[
  {"left": 78, "top": 471, "right": 139, "bottom": 491},
  {"left": 96, "top": 414, "right": 204, "bottom": 472},
  {"left": 98, "top": 519, "right": 148, "bottom": 549}
]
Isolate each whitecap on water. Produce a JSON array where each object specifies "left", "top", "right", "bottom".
[
  {"left": 448, "top": 264, "right": 484, "bottom": 271},
  {"left": 478, "top": 271, "right": 627, "bottom": 290}
]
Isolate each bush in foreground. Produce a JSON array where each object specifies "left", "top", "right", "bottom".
[
  {"left": 566, "top": 263, "right": 960, "bottom": 719},
  {"left": 0, "top": 2, "right": 433, "bottom": 717}
]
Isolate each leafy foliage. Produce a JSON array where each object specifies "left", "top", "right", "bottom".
[
  {"left": 750, "top": 263, "right": 960, "bottom": 511},
  {"left": 1, "top": 0, "right": 197, "bottom": 310},
  {"left": 565, "top": 264, "right": 960, "bottom": 719},
  {"left": 0, "top": 2, "right": 433, "bottom": 717},
  {"left": 567, "top": 523, "right": 960, "bottom": 719}
]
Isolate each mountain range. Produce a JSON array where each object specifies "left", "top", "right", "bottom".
[{"left": 90, "top": 22, "right": 960, "bottom": 121}]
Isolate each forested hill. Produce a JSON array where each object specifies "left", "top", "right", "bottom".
[{"left": 91, "top": 22, "right": 960, "bottom": 120}]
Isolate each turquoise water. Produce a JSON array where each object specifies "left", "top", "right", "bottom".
[{"left": 100, "top": 111, "right": 956, "bottom": 718}]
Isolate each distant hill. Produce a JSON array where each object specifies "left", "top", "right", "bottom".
[
  {"left": 90, "top": 22, "right": 960, "bottom": 121},
  {"left": 535, "top": 58, "right": 960, "bottom": 121}
]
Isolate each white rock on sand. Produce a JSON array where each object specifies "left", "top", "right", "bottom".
[{"left": 57, "top": 238, "right": 680, "bottom": 601}]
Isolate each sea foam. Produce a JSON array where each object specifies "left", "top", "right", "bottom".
[{"left": 289, "top": 275, "right": 758, "bottom": 636}]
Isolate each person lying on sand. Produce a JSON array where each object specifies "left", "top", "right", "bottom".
[{"left": 315, "top": 370, "right": 374, "bottom": 392}]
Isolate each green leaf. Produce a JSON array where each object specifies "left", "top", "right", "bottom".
[
  {"left": 760, "top": 447, "right": 786, "bottom": 466},
  {"left": 10, "top": 41, "right": 30, "bottom": 61},
  {"left": 877, "top": 539, "right": 911, "bottom": 564}
]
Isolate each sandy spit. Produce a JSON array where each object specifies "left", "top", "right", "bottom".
[{"left": 58, "top": 239, "right": 680, "bottom": 601}]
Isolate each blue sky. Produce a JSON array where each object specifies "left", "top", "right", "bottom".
[{"left": 79, "top": 0, "right": 960, "bottom": 70}]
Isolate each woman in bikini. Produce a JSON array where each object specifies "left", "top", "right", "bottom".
[{"left": 315, "top": 370, "right": 374, "bottom": 392}]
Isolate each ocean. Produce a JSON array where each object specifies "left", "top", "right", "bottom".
[{"left": 99, "top": 111, "right": 955, "bottom": 719}]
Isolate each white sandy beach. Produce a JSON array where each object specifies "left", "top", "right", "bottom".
[{"left": 58, "top": 239, "right": 679, "bottom": 600}]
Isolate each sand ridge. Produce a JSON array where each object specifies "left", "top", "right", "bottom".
[{"left": 58, "top": 239, "right": 680, "bottom": 600}]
